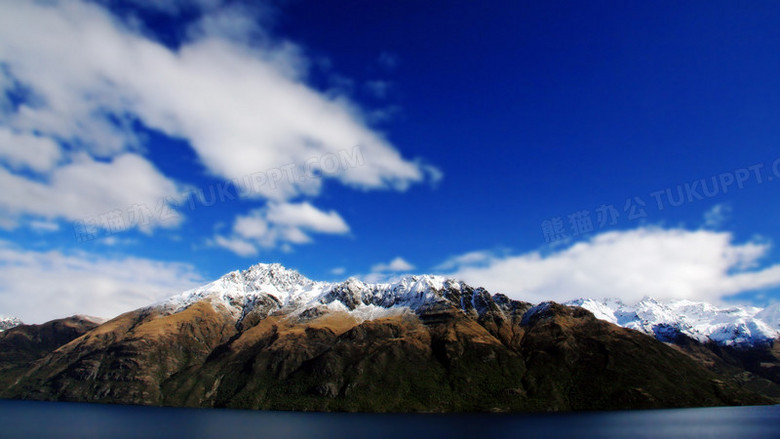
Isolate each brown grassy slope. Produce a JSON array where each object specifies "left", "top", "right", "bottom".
[
  {"left": 4, "top": 301, "right": 237, "bottom": 404},
  {"left": 2, "top": 301, "right": 773, "bottom": 412},
  {"left": 0, "top": 316, "right": 99, "bottom": 389},
  {"left": 161, "top": 303, "right": 770, "bottom": 412}
]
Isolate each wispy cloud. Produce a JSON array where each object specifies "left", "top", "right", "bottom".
[
  {"left": 365, "top": 80, "right": 391, "bottom": 99},
  {"left": 29, "top": 220, "right": 60, "bottom": 233},
  {"left": 213, "top": 235, "right": 259, "bottom": 257},
  {"left": 703, "top": 203, "right": 732, "bottom": 229},
  {"left": 377, "top": 51, "right": 399, "bottom": 70},
  {"left": 435, "top": 250, "right": 497, "bottom": 271}
]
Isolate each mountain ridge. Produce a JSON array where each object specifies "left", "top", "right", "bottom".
[
  {"left": 1, "top": 262, "right": 778, "bottom": 412},
  {"left": 157, "top": 263, "right": 512, "bottom": 328},
  {"left": 567, "top": 297, "right": 780, "bottom": 347},
  {"left": 153, "top": 262, "right": 780, "bottom": 348}
]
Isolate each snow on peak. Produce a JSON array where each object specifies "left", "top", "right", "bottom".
[
  {"left": 159, "top": 263, "right": 327, "bottom": 320},
  {"left": 158, "top": 264, "right": 473, "bottom": 323},
  {"left": 756, "top": 303, "right": 780, "bottom": 330},
  {"left": 154, "top": 262, "right": 780, "bottom": 348},
  {"left": 320, "top": 274, "right": 464, "bottom": 312},
  {"left": 567, "top": 297, "right": 779, "bottom": 347},
  {"left": 0, "top": 315, "right": 23, "bottom": 332},
  {"left": 240, "top": 262, "right": 320, "bottom": 294},
  {"left": 520, "top": 302, "right": 554, "bottom": 325}
]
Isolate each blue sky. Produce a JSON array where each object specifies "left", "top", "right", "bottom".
[{"left": 2, "top": 0, "right": 780, "bottom": 322}]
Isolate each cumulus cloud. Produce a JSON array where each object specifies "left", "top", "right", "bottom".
[
  {"left": 439, "top": 227, "right": 780, "bottom": 304},
  {"left": 0, "top": 0, "right": 434, "bottom": 234},
  {"left": 0, "top": 240, "right": 203, "bottom": 323},
  {"left": 371, "top": 256, "right": 415, "bottom": 273},
  {"left": 215, "top": 201, "right": 350, "bottom": 255}
]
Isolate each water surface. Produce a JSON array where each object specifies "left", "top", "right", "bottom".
[{"left": 1, "top": 400, "right": 778, "bottom": 439}]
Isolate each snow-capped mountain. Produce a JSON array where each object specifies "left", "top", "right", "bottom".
[
  {"left": 157, "top": 262, "right": 780, "bottom": 348},
  {"left": 0, "top": 315, "right": 23, "bottom": 332},
  {"left": 159, "top": 262, "right": 499, "bottom": 325},
  {"left": 4, "top": 262, "right": 778, "bottom": 412},
  {"left": 567, "top": 297, "right": 780, "bottom": 347}
]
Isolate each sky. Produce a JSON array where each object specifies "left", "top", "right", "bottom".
[{"left": 2, "top": 0, "right": 780, "bottom": 322}]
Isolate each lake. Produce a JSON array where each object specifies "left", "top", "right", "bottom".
[{"left": 0, "top": 400, "right": 778, "bottom": 439}]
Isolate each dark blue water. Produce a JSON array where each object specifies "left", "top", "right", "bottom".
[{"left": 0, "top": 400, "right": 778, "bottom": 439}]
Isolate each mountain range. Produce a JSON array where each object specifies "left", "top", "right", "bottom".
[
  {"left": 1, "top": 263, "right": 779, "bottom": 412},
  {"left": 568, "top": 297, "right": 780, "bottom": 347}
]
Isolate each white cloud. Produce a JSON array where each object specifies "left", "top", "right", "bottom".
[
  {"left": 704, "top": 203, "right": 732, "bottom": 229},
  {"left": 0, "top": 241, "right": 203, "bottom": 323},
  {"left": 98, "top": 236, "right": 137, "bottom": 246},
  {"left": 0, "top": 128, "right": 62, "bottom": 173},
  {"left": 0, "top": 0, "right": 435, "bottom": 215},
  {"left": 331, "top": 267, "right": 346, "bottom": 275},
  {"left": 29, "top": 220, "right": 59, "bottom": 233},
  {"left": 440, "top": 227, "right": 780, "bottom": 304},
  {"left": 435, "top": 250, "right": 496, "bottom": 271},
  {"left": 372, "top": 256, "right": 415, "bottom": 273},
  {"left": 184, "top": 1, "right": 279, "bottom": 46},
  {"left": 213, "top": 235, "right": 258, "bottom": 257},
  {"left": 215, "top": 201, "right": 350, "bottom": 255},
  {"left": 265, "top": 202, "right": 350, "bottom": 234},
  {"left": 112, "top": 0, "right": 223, "bottom": 16},
  {"left": 0, "top": 153, "right": 181, "bottom": 229}
]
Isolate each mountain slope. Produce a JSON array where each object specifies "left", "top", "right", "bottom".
[
  {"left": 0, "top": 316, "right": 100, "bottom": 389},
  {"left": 0, "top": 263, "right": 774, "bottom": 411}
]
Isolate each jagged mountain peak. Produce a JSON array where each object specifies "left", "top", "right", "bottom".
[
  {"left": 155, "top": 262, "right": 780, "bottom": 348},
  {"left": 160, "top": 263, "right": 517, "bottom": 325},
  {"left": 566, "top": 297, "right": 780, "bottom": 347},
  {"left": 388, "top": 273, "right": 450, "bottom": 289},
  {"left": 160, "top": 263, "right": 326, "bottom": 320},
  {"left": 320, "top": 274, "right": 460, "bottom": 312},
  {"left": 234, "top": 262, "right": 315, "bottom": 287},
  {"left": 338, "top": 273, "right": 462, "bottom": 293}
]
